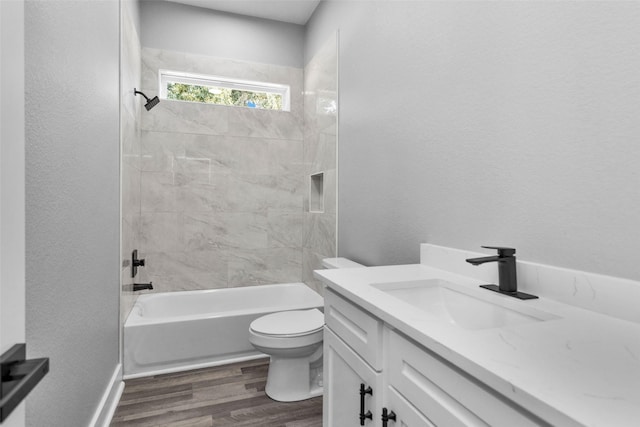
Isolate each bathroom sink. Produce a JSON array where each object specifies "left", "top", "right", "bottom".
[{"left": 371, "top": 279, "right": 558, "bottom": 330}]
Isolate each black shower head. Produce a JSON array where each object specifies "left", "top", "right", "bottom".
[{"left": 134, "top": 88, "right": 160, "bottom": 111}]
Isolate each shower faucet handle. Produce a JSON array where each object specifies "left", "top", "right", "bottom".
[{"left": 131, "top": 249, "right": 145, "bottom": 278}]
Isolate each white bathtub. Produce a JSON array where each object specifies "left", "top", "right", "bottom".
[{"left": 123, "top": 283, "right": 324, "bottom": 379}]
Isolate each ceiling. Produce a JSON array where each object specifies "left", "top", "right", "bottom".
[{"left": 165, "top": 0, "right": 322, "bottom": 25}]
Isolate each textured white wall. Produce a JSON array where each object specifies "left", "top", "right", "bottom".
[
  {"left": 1, "top": 0, "right": 26, "bottom": 354},
  {"left": 306, "top": 1, "right": 640, "bottom": 281},
  {"left": 25, "top": 1, "right": 120, "bottom": 425},
  {"left": 140, "top": 0, "right": 305, "bottom": 68},
  {"left": 1, "top": 1, "right": 26, "bottom": 424}
]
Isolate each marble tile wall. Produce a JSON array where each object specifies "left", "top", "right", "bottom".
[
  {"left": 135, "top": 48, "right": 306, "bottom": 292},
  {"left": 303, "top": 34, "right": 339, "bottom": 294},
  {"left": 120, "top": 2, "right": 142, "bottom": 324}
]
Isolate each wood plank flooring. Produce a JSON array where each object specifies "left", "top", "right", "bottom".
[{"left": 110, "top": 358, "right": 322, "bottom": 427}]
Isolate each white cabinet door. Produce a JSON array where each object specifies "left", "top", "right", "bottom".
[{"left": 324, "top": 328, "right": 383, "bottom": 427}]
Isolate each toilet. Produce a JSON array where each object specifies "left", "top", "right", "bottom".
[{"left": 248, "top": 257, "right": 365, "bottom": 402}]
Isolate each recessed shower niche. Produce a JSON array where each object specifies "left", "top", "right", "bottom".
[{"left": 309, "top": 172, "right": 324, "bottom": 213}]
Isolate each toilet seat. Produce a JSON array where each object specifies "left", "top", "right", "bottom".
[{"left": 250, "top": 309, "right": 324, "bottom": 338}]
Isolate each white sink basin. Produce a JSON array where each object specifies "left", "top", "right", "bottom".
[{"left": 372, "top": 279, "right": 559, "bottom": 330}]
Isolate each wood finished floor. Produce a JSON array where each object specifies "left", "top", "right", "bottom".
[{"left": 110, "top": 358, "right": 322, "bottom": 427}]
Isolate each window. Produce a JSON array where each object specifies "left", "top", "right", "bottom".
[{"left": 159, "top": 70, "right": 290, "bottom": 111}]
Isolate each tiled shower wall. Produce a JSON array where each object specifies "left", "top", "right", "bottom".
[
  {"left": 136, "top": 48, "right": 307, "bottom": 292},
  {"left": 120, "top": 2, "right": 142, "bottom": 323},
  {"left": 303, "top": 34, "right": 338, "bottom": 293}
]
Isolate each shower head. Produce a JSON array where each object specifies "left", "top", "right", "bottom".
[{"left": 134, "top": 88, "right": 160, "bottom": 111}]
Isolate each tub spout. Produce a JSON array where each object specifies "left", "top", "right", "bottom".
[{"left": 133, "top": 282, "right": 153, "bottom": 292}]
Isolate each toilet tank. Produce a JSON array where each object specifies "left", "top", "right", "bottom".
[{"left": 321, "top": 257, "right": 366, "bottom": 269}]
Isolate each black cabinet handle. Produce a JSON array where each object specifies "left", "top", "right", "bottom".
[
  {"left": 359, "top": 383, "right": 373, "bottom": 425},
  {"left": 382, "top": 407, "right": 397, "bottom": 426}
]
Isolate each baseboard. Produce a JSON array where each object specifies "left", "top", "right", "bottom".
[{"left": 88, "top": 363, "right": 124, "bottom": 427}]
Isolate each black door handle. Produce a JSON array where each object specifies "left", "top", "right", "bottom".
[
  {"left": 1, "top": 344, "right": 49, "bottom": 422},
  {"left": 359, "top": 383, "right": 373, "bottom": 425}
]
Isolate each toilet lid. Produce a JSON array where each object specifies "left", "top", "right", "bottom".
[{"left": 250, "top": 309, "right": 324, "bottom": 337}]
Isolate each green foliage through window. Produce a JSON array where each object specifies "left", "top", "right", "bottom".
[{"left": 166, "top": 82, "right": 283, "bottom": 110}]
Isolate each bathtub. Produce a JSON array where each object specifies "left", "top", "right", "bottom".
[{"left": 123, "top": 283, "right": 324, "bottom": 379}]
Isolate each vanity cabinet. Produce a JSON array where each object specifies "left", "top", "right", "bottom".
[
  {"left": 324, "top": 289, "right": 547, "bottom": 427},
  {"left": 324, "top": 329, "right": 383, "bottom": 427},
  {"left": 324, "top": 287, "right": 384, "bottom": 427}
]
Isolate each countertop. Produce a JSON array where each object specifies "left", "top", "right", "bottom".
[{"left": 315, "top": 263, "right": 640, "bottom": 427}]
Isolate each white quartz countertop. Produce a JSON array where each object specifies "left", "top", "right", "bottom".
[{"left": 315, "top": 264, "right": 640, "bottom": 427}]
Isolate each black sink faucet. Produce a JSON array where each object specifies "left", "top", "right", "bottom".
[
  {"left": 466, "top": 246, "right": 538, "bottom": 300},
  {"left": 466, "top": 246, "right": 517, "bottom": 292}
]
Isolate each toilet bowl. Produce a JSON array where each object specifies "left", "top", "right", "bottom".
[
  {"left": 249, "top": 309, "right": 324, "bottom": 402},
  {"left": 249, "top": 258, "right": 366, "bottom": 402}
]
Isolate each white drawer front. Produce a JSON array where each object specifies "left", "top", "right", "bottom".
[
  {"left": 388, "top": 331, "right": 545, "bottom": 427},
  {"left": 325, "top": 289, "right": 383, "bottom": 370}
]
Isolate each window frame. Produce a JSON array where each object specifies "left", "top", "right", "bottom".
[{"left": 158, "top": 69, "right": 291, "bottom": 111}]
